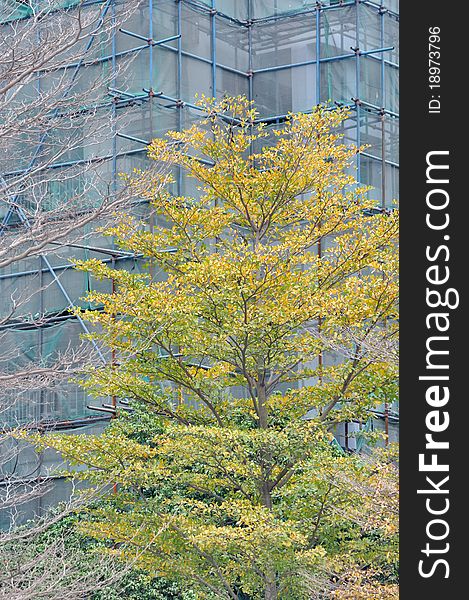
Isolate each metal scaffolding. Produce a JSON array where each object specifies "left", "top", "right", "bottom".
[{"left": 0, "top": 0, "right": 399, "bottom": 429}]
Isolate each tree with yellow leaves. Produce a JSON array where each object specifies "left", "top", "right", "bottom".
[{"left": 26, "top": 97, "right": 399, "bottom": 599}]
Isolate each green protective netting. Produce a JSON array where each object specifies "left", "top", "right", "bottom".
[
  {"left": 216, "top": 0, "right": 248, "bottom": 20},
  {"left": 320, "top": 5, "right": 356, "bottom": 59},
  {"left": 216, "top": 16, "right": 249, "bottom": 71},
  {"left": 0, "top": 0, "right": 399, "bottom": 430},
  {"left": 251, "top": 0, "right": 318, "bottom": 20},
  {"left": 184, "top": 0, "right": 247, "bottom": 20},
  {"left": 249, "top": 0, "right": 395, "bottom": 20},
  {"left": 1, "top": 303, "right": 114, "bottom": 423},
  {"left": 252, "top": 13, "right": 317, "bottom": 70},
  {"left": 0, "top": 319, "right": 107, "bottom": 426},
  {"left": 0, "top": 254, "right": 147, "bottom": 319},
  {"left": 319, "top": 57, "right": 355, "bottom": 105},
  {"left": 0, "top": 1, "right": 86, "bottom": 24},
  {"left": 0, "top": 421, "right": 106, "bottom": 530},
  {"left": 253, "top": 64, "right": 317, "bottom": 118}
]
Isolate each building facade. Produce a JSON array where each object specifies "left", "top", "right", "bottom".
[{"left": 0, "top": 0, "right": 399, "bottom": 523}]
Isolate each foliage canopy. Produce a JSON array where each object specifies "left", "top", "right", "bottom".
[{"left": 27, "top": 97, "right": 399, "bottom": 599}]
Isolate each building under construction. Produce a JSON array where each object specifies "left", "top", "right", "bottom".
[{"left": 0, "top": 0, "right": 399, "bottom": 524}]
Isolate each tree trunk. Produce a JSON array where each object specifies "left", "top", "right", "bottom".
[
  {"left": 257, "top": 379, "right": 273, "bottom": 510},
  {"left": 257, "top": 378, "right": 268, "bottom": 429},
  {"left": 257, "top": 377, "right": 278, "bottom": 600},
  {"left": 264, "top": 576, "right": 278, "bottom": 600}
]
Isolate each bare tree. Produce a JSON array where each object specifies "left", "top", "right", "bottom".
[
  {"left": 0, "top": 0, "right": 164, "bottom": 415},
  {"left": 0, "top": 1, "right": 159, "bottom": 595},
  {"left": 0, "top": 0, "right": 144, "bottom": 269},
  {"left": 0, "top": 0, "right": 142, "bottom": 416},
  {"left": 0, "top": 533, "right": 122, "bottom": 600},
  {"left": 0, "top": 485, "right": 163, "bottom": 600}
]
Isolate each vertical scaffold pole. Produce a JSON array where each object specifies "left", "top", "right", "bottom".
[
  {"left": 177, "top": 0, "right": 183, "bottom": 196},
  {"left": 380, "top": 6, "right": 386, "bottom": 209},
  {"left": 316, "top": 4, "right": 320, "bottom": 104},
  {"left": 355, "top": 0, "right": 361, "bottom": 184},
  {"left": 211, "top": 0, "right": 217, "bottom": 97}
]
